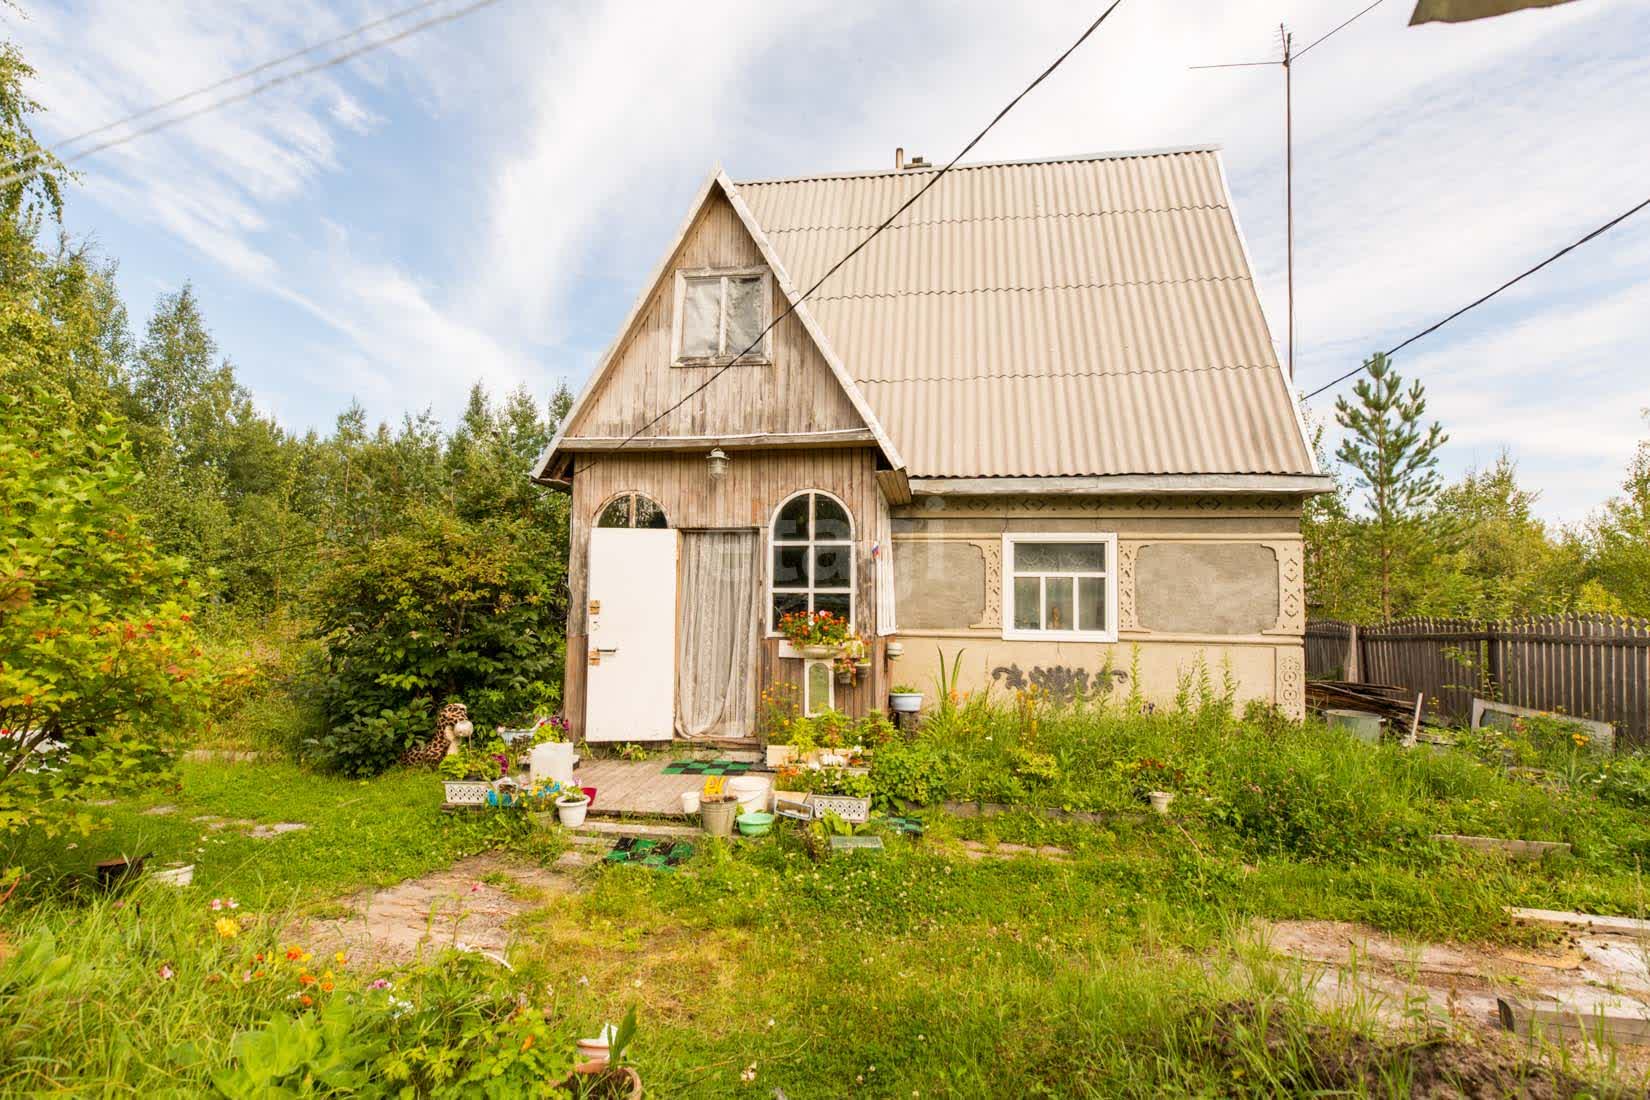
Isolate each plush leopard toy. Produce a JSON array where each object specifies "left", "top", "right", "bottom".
[{"left": 400, "top": 702, "right": 467, "bottom": 768}]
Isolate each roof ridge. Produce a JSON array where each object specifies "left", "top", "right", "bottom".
[{"left": 734, "top": 143, "right": 1223, "bottom": 187}]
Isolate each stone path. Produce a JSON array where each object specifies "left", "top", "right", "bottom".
[{"left": 304, "top": 852, "right": 582, "bottom": 965}]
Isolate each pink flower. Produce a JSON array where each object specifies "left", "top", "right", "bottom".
[
  {"left": 158, "top": 965, "right": 174, "bottom": 981},
  {"left": 470, "top": 882, "right": 482, "bottom": 894},
  {"left": 369, "top": 978, "right": 393, "bottom": 990}
]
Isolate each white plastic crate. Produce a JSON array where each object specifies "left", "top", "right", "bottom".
[
  {"left": 443, "top": 780, "right": 490, "bottom": 806},
  {"left": 810, "top": 794, "right": 870, "bottom": 824}
]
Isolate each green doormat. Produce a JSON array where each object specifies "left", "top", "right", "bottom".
[
  {"left": 603, "top": 837, "right": 694, "bottom": 870},
  {"left": 660, "top": 759, "right": 756, "bottom": 776}
]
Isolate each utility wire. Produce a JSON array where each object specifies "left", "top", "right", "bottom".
[
  {"left": 0, "top": 0, "right": 506, "bottom": 190},
  {"left": 1303, "top": 191, "right": 1650, "bottom": 401},
  {"left": 3, "top": 0, "right": 452, "bottom": 174},
  {"left": 589, "top": 0, "right": 1128, "bottom": 464},
  {"left": 1293, "top": 0, "right": 1389, "bottom": 60}
]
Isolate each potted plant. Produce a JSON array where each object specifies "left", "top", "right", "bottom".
[
  {"left": 771, "top": 765, "right": 812, "bottom": 811},
  {"left": 778, "top": 609, "right": 851, "bottom": 659},
  {"left": 889, "top": 684, "right": 923, "bottom": 714},
  {"left": 556, "top": 784, "right": 591, "bottom": 827},
  {"left": 699, "top": 777, "right": 738, "bottom": 838}
]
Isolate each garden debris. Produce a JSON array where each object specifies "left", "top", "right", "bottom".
[
  {"left": 602, "top": 837, "right": 694, "bottom": 870},
  {"left": 304, "top": 853, "right": 573, "bottom": 965},
  {"left": 1498, "top": 995, "right": 1650, "bottom": 1044},
  {"left": 1197, "top": 1000, "right": 1598, "bottom": 1098},
  {"left": 1306, "top": 680, "right": 1437, "bottom": 730},
  {"left": 1510, "top": 908, "right": 1650, "bottom": 939},
  {"left": 1263, "top": 919, "right": 1650, "bottom": 1041}
]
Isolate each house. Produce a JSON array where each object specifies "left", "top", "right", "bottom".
[{"left": 530, "top": 145, "right": 1329, "bottom": 744}]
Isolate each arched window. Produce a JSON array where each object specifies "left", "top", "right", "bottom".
[
  {"left": 596, "top": 492, "right": 668, "bottom": 529},
  {"left": 769, "top": 490, "right": 853, "bottom": 631}
]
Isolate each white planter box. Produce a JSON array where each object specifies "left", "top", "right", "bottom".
[
  {"left": 443, "top": 780, "right": 490, "bottom": 806},
  {"left": 810, "top": 794, "right": 871, "bottom": 824}
]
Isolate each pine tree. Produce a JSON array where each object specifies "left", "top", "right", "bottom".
[{"left": 1334, "top": 353, "right": 1448, "bottom": 622}]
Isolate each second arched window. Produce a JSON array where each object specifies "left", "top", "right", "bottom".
[{"left": 769, "top": 491, "right": 853, "bottom": 632}]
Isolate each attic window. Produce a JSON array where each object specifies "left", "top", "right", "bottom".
[{"left": 674, "top": 269, "right": 770, "bottom": 365}]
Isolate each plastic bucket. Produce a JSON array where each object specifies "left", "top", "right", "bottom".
[{"left": 727, "top": 775, "right": 771, "bottom": 814}]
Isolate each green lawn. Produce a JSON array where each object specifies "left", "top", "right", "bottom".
[{"left": 3, "top": 743, "right": 1646, "bottom": 1096}]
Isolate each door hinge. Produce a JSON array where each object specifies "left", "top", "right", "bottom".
[
  {"left": 588, "top": 599, "right": 601, "bottom": 616},
  {"left": 588, "top": 649, "right": 601, "bottom": 666}
]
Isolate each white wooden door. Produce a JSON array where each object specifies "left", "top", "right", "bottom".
[{"left": 586, "top": 527, "right": 677, "bottom": 742}]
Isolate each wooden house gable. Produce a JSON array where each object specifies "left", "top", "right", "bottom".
[{"left": 559, "top": 188, "right": 870, "bottom": 448}]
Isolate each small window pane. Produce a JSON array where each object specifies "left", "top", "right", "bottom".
[
  {"left": 1014, "top": 541, "right": 1106, "bottom": 573},
  {"left": 773, "top": 591, "right": 808, "bottom": 624},
  {"left": 773, "top": 546, "right": 809, "bottom": 588},
  {"left": 814, "top": 496, "right": 851, "bottom": 540},
  {"left": 805, "top": 660, "right": 833, "bottom": 717},
  {"left": 775, "top": 495, "right": 810, "bottom": 541},
  {"left": 634, "top": 495, "right": 667, "bottom": 529},
  {"left": 1045, "top": 577, "right": 1074, "bottom": 631},
  {"left": 1012, "top": 576, "right": 1041, "bottom": 630},
  {"left": 814, "top": 592, "right": 851, "bottom": 620},
  {"left": 813, "top": 545, "right": 851, "bottom": 588},
  {"left": 724, "top": 276, "right": 763, "bottom": 357},
  {"left": 597, "top": 496, "right": 632, "bottom": 528},
  {"left": 1079, "top": 577, "right": 1107, "bottom": 632},
  {"left": 681, "top": 277, "right": 721, "bottom": 358}
]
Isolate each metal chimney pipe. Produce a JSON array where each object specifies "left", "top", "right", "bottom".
[{"left": 895, "top": 146, "right": 904, "bottom": 171}]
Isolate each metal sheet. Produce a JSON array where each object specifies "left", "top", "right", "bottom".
[{"left": 734, "top": 148, "right": 1313, "bottom": 479}]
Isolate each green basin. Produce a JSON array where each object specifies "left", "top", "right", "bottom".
[{"left": 736, "top": 812, "right": 775, "bottom": 837}]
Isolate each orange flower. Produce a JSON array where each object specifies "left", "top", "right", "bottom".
[
  {"left": 298, "top": 972, "right": 317, "bottom": 986},
  {"left": 299, "top": 994, "right": 313, "bottom": 1007}
]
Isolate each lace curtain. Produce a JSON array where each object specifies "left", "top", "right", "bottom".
[{"left": 675, "top": 530, "right": 758, "bottom": 739}]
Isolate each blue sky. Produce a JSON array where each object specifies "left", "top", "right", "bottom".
[{"left": 7, "top": 0, "right": 1648, "bottom": 525}]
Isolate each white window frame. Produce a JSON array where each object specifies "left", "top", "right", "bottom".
[
  {"left": 767, "top": 489, "right": 855, "bottom": 637},
  {"left": 1001, "top": 532, "right": 1118, "bottom": 643},
  {"left": 671, "top": 267, "right": 773, "bottom": 366}
]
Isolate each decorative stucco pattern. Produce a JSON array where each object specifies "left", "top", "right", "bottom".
[
  {"left": 1276, "top": 648, "right": 1305, "bottom": 721},
  {"left": 1118, "top": 541, "right": 1139, "bottom": 631},
  {"left": 971, "top": 539, "right": 1003, "bottom": 629}
]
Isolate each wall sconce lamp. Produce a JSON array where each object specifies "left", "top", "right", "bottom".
[{"left": 706, "top": 447, "right": 730, "bottom": 481}]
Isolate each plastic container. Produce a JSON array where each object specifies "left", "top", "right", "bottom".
[
  {"left": 530, "top": 741, "right": 577, "bottom": 785},
  {"left": 736, "top": 811, "right": 775, "bottom": 837},
  {"left": 1324, "top": 708, "right": 1385, "bottom": 745},
  {"left": 680, "top": 790, "right": 701, "bottom": 815},
  {"left": 727, "top": 775, "right": 771, "bottom": 814}
]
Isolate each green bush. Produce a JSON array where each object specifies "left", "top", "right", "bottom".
[{"left": 304, "top": 505, "right": 565, "bottom": 775}]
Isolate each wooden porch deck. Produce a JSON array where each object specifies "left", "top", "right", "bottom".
[{"left": 574, "top": 759, "right": 770, "bottom": 818}]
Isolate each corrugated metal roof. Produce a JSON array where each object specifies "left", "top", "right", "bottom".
[{"left": 734, "top": 148, "right": 1314, "bottom": 479}]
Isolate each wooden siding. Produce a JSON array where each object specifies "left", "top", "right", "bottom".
[
  {"left": 565, "top": 193, "right": 866, "bottom": 441},
  {"left": 563, "top": 448, "right": 886, "bottom": 738}
]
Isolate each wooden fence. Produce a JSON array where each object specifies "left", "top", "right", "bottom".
[{"left": 1305, "top": 615, "right": 1650, "bottom": 748}]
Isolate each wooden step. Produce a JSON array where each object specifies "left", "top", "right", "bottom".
[{"left": 574, "top": 819, "right": 701, "bottom": 841}]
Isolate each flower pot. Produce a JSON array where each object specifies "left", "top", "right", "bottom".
[
  {"left": 765, "top": 744, "right": 796, "bottom": 768},
  {"left": 700, "top": 798, "right": 737, "bottom": 838},
  {"left": 557, "top": 797, "right": 589, "bottom": 828},
  {"left": 798, "top": 644, "right": 837, "bottom": 660},
  {"left": 1148, "top": 791, "right": 1176, "bottom": 815},
  {"left": 680, "top": 790, "right": 701, "bottom": 815},
  {"left": 560, "top": 1063, "right": 642, "bottom": 1100},
  {"left": 889, "top": 692, "right": 923, "bottom": 714}
]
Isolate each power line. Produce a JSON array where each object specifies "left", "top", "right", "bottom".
[
  {"left": 590, "top": 0, "right": 1128, "bottom": 463},
  {"left": 1302, "top": 191, "right": 1650, "bottom": 401},
  {"left": 4, "top": 0, "right": 452, "bottom": 175},
  {"left": 0, "top": 0, "right": 506, "bottom": 190}
]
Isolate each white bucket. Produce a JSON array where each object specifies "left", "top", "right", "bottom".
[
  {"left": 727, "top": 775, "right": 771, "bottom": 814},
  {"left": 529, "top": 741, "right": 577, "bottom": 786}
]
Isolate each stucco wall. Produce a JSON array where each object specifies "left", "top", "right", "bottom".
[{"left": 889, "top": 493, "right": 1307, "bottom": 718}]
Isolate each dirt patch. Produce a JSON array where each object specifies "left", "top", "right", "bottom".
[
  {"left": 1198, "top": 1000, "right": 1605, "bottom": 1098},
  {"left": 303, "top": 852, "right": 586, "bottom": 965}
]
